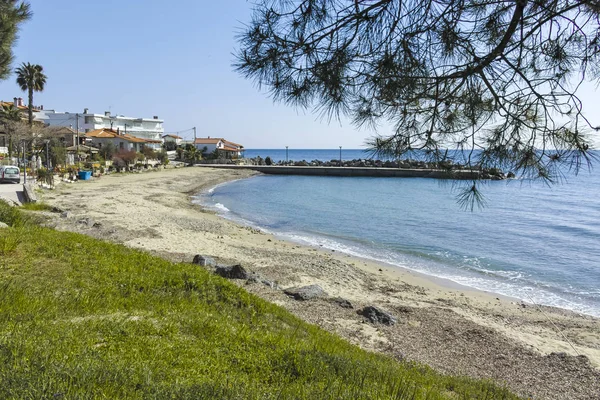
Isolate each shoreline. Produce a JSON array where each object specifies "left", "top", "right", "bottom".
[
  {"left": 39, "top": 167, "right": 600, "bottom": 400},
  {"left": 196, "top": 182, "right": 521, "bottom": 300},
  {"left": 196, "top": 176, "right": 597, "bottom": 319}
]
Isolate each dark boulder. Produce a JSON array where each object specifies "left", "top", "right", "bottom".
[
  {"left": 284, "top": 284, "right": 328, "bottom": 301},
  {"left": 331, "top": 297, "right": 354, "bottom": 309},
  {"left": 215, "top": 264, "right": 249, "bottom": 280},
  {"left": 359, "top": 306, "right": 397, "bottom": 326},
  {"left": 192, "top": 255, "right": 216, "bottom": 267}
]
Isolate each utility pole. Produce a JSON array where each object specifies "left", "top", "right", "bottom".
[
  {"left": 193, "top": 127, "right": 196, "bottom": 143},
  {"left": 22, "top": 140, "right": 26, "bottom": 184},
  {"left": 45, "top": 140, "right": 50, "bottom": 170},
  {"left": 76, "top": 113, "right": 80, "bottom": 162}
]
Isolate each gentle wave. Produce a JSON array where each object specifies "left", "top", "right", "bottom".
[
  {"left": 276, "top": 231, "right": 599, "bottom": 317},
  {"left": 196, "top": 174, "right": 600, "bottom": 318}
]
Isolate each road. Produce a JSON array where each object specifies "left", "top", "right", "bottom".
[{"left": 0, "top": 181, "right": 24, "bottom": 205}]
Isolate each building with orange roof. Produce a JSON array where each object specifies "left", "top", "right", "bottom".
[
  {"left": 162, "top": 134, "right": 183, "bottom": 146},
  {"left": 1, "top": 97, "right": 43, "bottom": 114},
  {"left": 0, "top": 98, "right": 45, "bottom": 151},
  {"left": 34, "top": 108, "right": 164, "bottom": 146},
  {"left": 85, "top": 128, "right": 162, "bottom": 152},
  {"left": 193, "top": 137, "right": 244, "bottom": 159}
]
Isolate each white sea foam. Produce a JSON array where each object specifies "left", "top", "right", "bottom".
[
  {"left": 214, "top": 203, "right": 230, "bottom": 213},
  {"left": 275, "top": 231, "right": 600, "bottom": 317}
]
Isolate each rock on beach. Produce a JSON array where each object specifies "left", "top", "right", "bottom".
[
  {"left": 359, "top": 306, "right": 397, "bottom": 326},
  {"left": 284, "top": 284, "right": 328, "bottom": 301}
]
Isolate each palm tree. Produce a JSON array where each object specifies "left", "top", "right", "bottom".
[
  {"left": 0, "top": 103, "right": 22, "bottom": 122},
  {"left": 15, "top": 62, "right": 47, "bottom": 126},
  {"left": 184, "top": 145, "right": 198, "bottom": 163}
]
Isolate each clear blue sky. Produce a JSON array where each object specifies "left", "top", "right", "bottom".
[
  {"left": 0, "top": 0, "right": 368, "bottom": 149},
  {"left": 1, "top": 0, "right": 598, "bottom": 149}
]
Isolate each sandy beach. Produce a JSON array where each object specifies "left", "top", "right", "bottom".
[{"left": 39, "top": 167, "right": 600, "bottom": 400}]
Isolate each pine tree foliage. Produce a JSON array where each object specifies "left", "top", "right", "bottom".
[
  {"left": 235, "top": 0, "right": 600, "bottom": 203},
  {"left": 0, "top": 1, "right": 32, "bottom": 81}
]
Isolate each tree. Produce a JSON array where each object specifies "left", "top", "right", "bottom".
[
  {"left": 15, "top": 62, "right": 47, "bottom": 126},
  {"left": 0, "top": 103, "right": 23, "bottom": 157},
  {"left": 99, "top": 141, "right": 116, "bottom": 161},
  {"left": 184, "top": 145, "right": 200, "bottom": 163},
  {"left": 142, "top": 146, "right": 158, "bottom": 160},
  {"left": 113, "top": 149, "right": 137, "bottom": 170},
  {"left": 236, "top": 1, "right": 600, "bottom": 206},
  {"left": 0, "top": 1, "right": 32, "bottom": 81},
  {"left": 163, "top": 141, "right": 178, "bottom": 151}
]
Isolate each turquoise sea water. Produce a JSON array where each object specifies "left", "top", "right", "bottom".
[{"left": 197, "top": 150, "right": 600, "bottom": 317}]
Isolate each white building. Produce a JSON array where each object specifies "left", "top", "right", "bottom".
[
  {"left": 34, "top": 108, "right": 164, "bottom": 148},
  {"left": 194, "top": 137, "right": 244, "bottom": 158},
  {"left": 162, "top": 134, "right": 183, "bottom": 146}
]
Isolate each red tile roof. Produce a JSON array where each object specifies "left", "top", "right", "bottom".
[
  {"left": 194, "top": 138, "right": 222, "bottom": 145},
  {"left": 193, "top": 137, "right": 244, "bottom": 148},
  {"left": 0, "top": 101, "right": 40, "bottom": 112},
  {"left": 85, "top": 128, "right": 158, "bottom": 144}
]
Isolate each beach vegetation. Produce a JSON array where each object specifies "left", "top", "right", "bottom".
[
  {"left": 19, "top": 201, "right": 54, "bottom": 212},
  {"left": 0, "top": 201, "right": 522, "bottom": 399},
  {"left": 235, "top": 1, "right": 599, "bottom": 206}
]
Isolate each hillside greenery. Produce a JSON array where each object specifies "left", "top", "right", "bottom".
[{"left": 0, "top": 201, "right": 520, "bottom": 399}]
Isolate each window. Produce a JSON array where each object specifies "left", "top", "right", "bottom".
[
  {"left": 84, "top": 116, "right": 93, "bottom": 124},
  {"left": 119, "top": 142, "right": 124, "bottom": 149}
]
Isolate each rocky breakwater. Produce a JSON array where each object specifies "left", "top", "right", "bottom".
[{"left": 244, "top": 157, "right": 511, "bottom": 180}]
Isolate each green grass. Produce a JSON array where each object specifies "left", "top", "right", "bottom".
[
  {"left": 0, "top": 201, "right": 521, "bottom": 399},
  {"left": 19, "top": 201, "right": 55, "bottom": 212}
]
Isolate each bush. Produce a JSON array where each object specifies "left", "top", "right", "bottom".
[
  {"left": 0, "top": 200, "right": 25, "bottom": 227},
  {"left": 113, "top": 150, "right": 137, "bottom": 167},
  {"left": 36, "top": 168, "right": 55, "bottom": 186},
  {"left": 142, "top": 147, "right": 158, "bottom": 160}
]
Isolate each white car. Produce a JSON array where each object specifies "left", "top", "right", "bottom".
[{"left": 0, "top": 165, "right": 21, "bottom": 184}]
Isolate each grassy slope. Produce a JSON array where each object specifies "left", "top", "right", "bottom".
[{"left": 0, "top": 202, "right": 521, "bottom": 399}]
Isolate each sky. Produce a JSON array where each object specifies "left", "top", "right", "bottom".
[
  {"left": 1, "top": 0, "right": 599, "bottom": 149},
  {"left": 0, "top": 0, "right": 369, "bottom": 149}
]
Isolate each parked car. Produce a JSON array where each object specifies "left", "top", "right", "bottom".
[{"left": 0, "top": 165, "right": 21, "bottom": 184}]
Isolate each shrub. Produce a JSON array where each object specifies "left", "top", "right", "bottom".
[
  {"left": 0, "top": 200, "right": 24, "bottom": 227},
  {"left": 36, "top": 167, "right": 55, "bottom": 186},
  {"left": 113, "top": 150, "right": 137, "bottom": 167},
  {"left": 142, "top": 147, "right": 158, "bottom": 160}
]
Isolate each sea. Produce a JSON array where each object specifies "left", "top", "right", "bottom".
[{"left": 197, "top": 149, "right": 600, "bottom": 318}]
